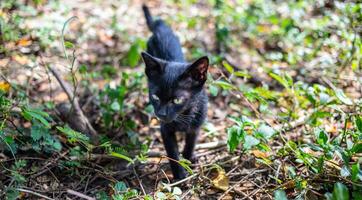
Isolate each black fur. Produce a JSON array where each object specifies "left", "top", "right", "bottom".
[{"left": 141, "top": 4, "right": 209, "bottom": 180}]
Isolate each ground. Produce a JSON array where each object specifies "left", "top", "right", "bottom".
[{"left": 0, "top": 0, "right": 361, "bottom": 199}]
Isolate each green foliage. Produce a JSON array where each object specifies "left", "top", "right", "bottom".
[
  {"left": 227, "top": 116, "right": 275, "bottom": 153},
  {"left": 111, "top": 181, "right": 139, "bottom": 200},
  {"left": 99, "top": 72, "right": 144, "bottom": 129},
  {"left": 1, "top": 0, "right": 361, "bottom": 199},
  {"left": 127, "top": 38, "right": 146, "bottom": 67},
  {"left": 56, "top": 126, "right": 90, "bottom": 146},
  {"left": 22, "top": 107, "right": 52, "bottom": 129},
  {"left": 274, "top": 189, "right": 288, "bottom": 200},
  {"left": 156, "top": 184, "right": 183, "bottom": 200},
  {"left": 325, "top": 182, "right": 350, "bottom": 200}
]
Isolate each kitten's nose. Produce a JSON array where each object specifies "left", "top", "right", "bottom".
[
  {"left": 156, "top": 108, "right": 167, "bottom": 120},
  {"left": 156, "top": 108, "right": 167, "bottom": 119},
  {"left": 157, "top": 112, "right": 167, "bottom": 119}
]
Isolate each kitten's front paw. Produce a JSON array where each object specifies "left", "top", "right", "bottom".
[
  {"left": 173, "top": 168, "right": 187, "bottom": 181},
  {"left": 187, "top": 155, "right": 197, "bottom": 164},
  {"left": 183, "top": 153, "right": 197, "bottom": 164}
]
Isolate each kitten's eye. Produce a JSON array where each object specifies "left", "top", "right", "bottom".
[
  {"left": 173, "top": 97, "right": 184, "bottom": 104},
  {"left": 152, "top": 94, "right": 159, "bottom": 101}
]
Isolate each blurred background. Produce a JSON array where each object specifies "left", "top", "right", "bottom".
[{"left": 0, "top": 0, "right": 361, "bottom": 199}]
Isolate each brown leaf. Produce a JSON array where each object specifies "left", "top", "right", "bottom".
[
  {"left": 251, "top": 150, "right": 269, "bottom": 159},
  {"left": 0, "top": 58, "right": 10, "bottom": 67},
  {"left": 17, "top": 37, "right": 32, "bottom": 47},
  {"left": 12, "top": 55, "right": 30, "bottom": 65},
  {"left": 54, "top": 92, "right": 69, "bottom": 102},
  {"left": 212, "top": 167, "right": 229, "bottom": 191}
]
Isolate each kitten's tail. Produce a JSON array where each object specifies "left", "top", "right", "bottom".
[{"left": 142, "top": 4, "right": 154, "bottom": 31}]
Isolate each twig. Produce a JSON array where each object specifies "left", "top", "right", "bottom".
[
  {"left": 133, "top": 166, "right": 147, "bottom": 196},
  {"left": 166, "top": 173, "right": 198, "bottom": 187},
  {"left": 48, "top": 66, "right": 97, "bottom": 136},
  {"left": 16, "top": 188, "right": 55, "bottom": 200},
  {"left": 61, "top": 16, "right": 78, "bottom": 60},
  {"left": 67, "top": 189, "right": 95, "bottom": 200},
  {"left": 217, "top": 169, "right": 260, "bottom": 200},
  {"left": 196, "top": 141, "right": 227, "bottom": 150}
]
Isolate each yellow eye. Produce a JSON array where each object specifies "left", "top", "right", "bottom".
[
  {"left": 152, "top": 94, "right": 159, "bottom": 101},
  {"left": 173, "top": 97, "right": 184, "bottom": 104}
]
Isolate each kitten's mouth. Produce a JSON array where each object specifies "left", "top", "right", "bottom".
[
  {"left": 158, "top": 118, "right": 173, "bottom": 123},
  {"left": 155, "top": 116, "right": 174, "bottom": 123}
]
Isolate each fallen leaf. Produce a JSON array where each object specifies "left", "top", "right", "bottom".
[
  {"left": 251, "top": 150, "right": 269, "bottom": 159},
  {"left": 17, "top": 38, "right": 32, "bottom": 47},
  {"left": 12, "top": 55, "right": 30, "bottom": 65},
  {"left": 325, "top": 123, "right": 338, "bottom": 134},
  {"left": 54, "top": 92, "right": 69, "bottom": 102},
  {"left": 0, "top": 58, "right": 10, "bottom": 67},
  {"left": 0, "top": 10, "right": 8, "bottom": 19},
  {"left": 346, "top": 122, "right": 353, "bottom": 129},
  {"left": 150, "top": 118, "right": 158, "bottom": 126},
  {"left": 212, "top": 167, "right": 229, "bottom": 191},
  {"left": 0, "top": 82, "right": 10, "bottom": 92}
]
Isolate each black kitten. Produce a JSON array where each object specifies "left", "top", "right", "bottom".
[{"left": 141, "top": 4, "right": 209, "bottom": 179}]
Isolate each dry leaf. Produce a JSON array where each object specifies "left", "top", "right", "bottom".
[
  {"left": 0, "top": 58, "right": 10, "bottom": 67},
  {"left": 54, "top": 92, "right": 69, "bottom": 102},
  {"left": 251, "top": 150, "right": 269, "bottom": 159},
  {"left": 325, "top": 123, "right": 338, "bottom": 134},
  {"left": 346, "top": 122, "right": 353, "bottom": 129},
  {"left": 17, "top": 38, "right": 32, "bottom": 47},
  {"left": 150, "top": 118, "right": 159, "bottom": 126},
  {"left": 0, "top": 82, "right": 10, "bottom": 92},
  {"left": 12, "top": 55, "right": 30, "bottom": 65},
  {"left": 212, "top": 167, "right": 229, "bottom": 191},
  {"left": 282, "top": 180, "right": 296, "bottom": 189},
  {"left": 0, "top": 10, "right": 8, "bottom": 20}
]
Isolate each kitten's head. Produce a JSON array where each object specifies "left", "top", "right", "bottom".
[{"left": 141, "top": 52, "right": 208, "bottom": 123}]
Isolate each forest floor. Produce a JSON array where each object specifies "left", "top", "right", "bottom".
[{"left": 1, "top": 0, "right": 361, "bottom": 200}]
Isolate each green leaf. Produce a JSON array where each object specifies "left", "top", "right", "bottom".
[
  {"left": 22, "top": 107, "right": 51, "bottom": 129},
  {"left": 340, "top": 165, "right": 350, "bottom": 177},
  {"left": 179, "top": 159, "right": 193, "bottom": 174},
  {"left": 334, "top": 88, "right": 353, "bottom": 105},
  {"left": 234, "top": 71, "right": 251, "bottom": 78},
  {"left": 269, "top": 73, "right": 289, "bottom": 89},
  {"left": 222, "top": 61, "right": 234, "bottom": 73},
  {"left": 227, "top": 125, "right": 244, "bottom": 152},
  {"left": 156, "top": 192, "right": 167, "bottom": 200},
  {"left": 314, "top": 129, "right": 328, "bottom": 146},
  {"left": 31, "top": 124, "right": 46, "bottom": 141},
  {"left": 332, "top": 182, "right": 349, "bottom": 200},
  {"left": 256, "top": 124, "right": 275, "bottom": 139},
  {"left": 319, "top": 93, "right": 330, "bottom": 105},
  {"left": 351, "top": 163, "right": 362, "bottom": 182},
  {"left": 274, "top": 189, "right": 288, "bottom": 200},
  {"left": 64, "top": 41, "right": 74, "bottom": 48},
  {"left": 127, "top": 43, "right": 140, "bottom": 67},
  {"left": 214, "top": 80, "right": 236, "bottom": 90},
  {"left": 356, "top": 116, "right": 362, "bottom": 132},
  {"left": 56, "top": 126, "right": 89, "bottom": 143},
  {"left": 114, "top": 181, "right": 127, "bottom": 192},
  {"left": 172, "top": 187, "right": 182, "bottom": 195},
  {"left": 243, "top": 135, "right": 260, "bottom": 150},
  {"left": 351, "top": 143, "right": 362, "bottom": 154},
  {"left": 110, "top": 152, "right": 134, "bottom": 163},
  {"left": 209, "top": 84, "right": 219, "bottom": 96},
  {"left": 110, "top": 101, "right": 121, "bottom": 111},
  {"left": 52, "top": 140, "right": 62, "bottom": 151}
]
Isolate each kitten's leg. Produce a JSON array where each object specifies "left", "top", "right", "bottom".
[
  {"left": 182, "top": 129, "right": 199, "bottom": 163},
  {"left": 161, "top": 125, "right": 186, "bottom": 179}
]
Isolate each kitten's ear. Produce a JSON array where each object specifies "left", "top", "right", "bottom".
[
  {"left": 141, "top": 52, "right": 163, "bottom": 77},
  {"left": 182, "top": 56, "right": 209, "bottom": 87}
]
